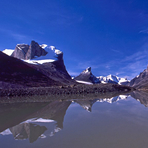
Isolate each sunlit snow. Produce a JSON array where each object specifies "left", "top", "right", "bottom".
[
  {"left": 2, "top": 49, "right": 14, "bottom": 56},
  {"left": 75, "top": 80, "right": 93, "bottom": 85}
]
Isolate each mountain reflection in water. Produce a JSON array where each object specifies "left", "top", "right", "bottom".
[{"left": 0, "top": 91, "right": 148, "bottom": 144}]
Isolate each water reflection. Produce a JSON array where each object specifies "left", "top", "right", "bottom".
[
  {"left": 0, "top": 101, "right": 71, "bottom": 142},
  {"left": 10, "top": 123, "right": 47, "bottom": 143},
  {"left": 0, "top": 91, "right": 148, "bottom": 143},
  {"left": 131, "top": 91, "right": 148, "bottom": 107}
]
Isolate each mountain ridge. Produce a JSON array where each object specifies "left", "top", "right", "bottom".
[{"left": 74, "top": 67, "right": 129, "bottom": 85}]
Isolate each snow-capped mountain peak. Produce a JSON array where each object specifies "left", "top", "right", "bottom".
[
  {"left": 97, "top": 74, "right": 129, "bottom": 85},
  {"left": 74, "top": 67, "right": 100, "bottom": 84},
  {"left": 2, "top": 41, "right": 63, "bottom": 65}
]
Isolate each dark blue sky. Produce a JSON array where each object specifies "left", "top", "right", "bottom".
[{"left": 1, "top": 0, "right": 148, "bottom": 79}]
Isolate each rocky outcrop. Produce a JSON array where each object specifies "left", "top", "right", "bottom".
[
  {"left": 11, "top": 41, "right": 47, "bottom": 60},
  {"left": 74, "top": 67, "right": 100, "bottom": 84}
]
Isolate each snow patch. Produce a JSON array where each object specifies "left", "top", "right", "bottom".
[
  {"left": 2, "top": 49, "right": 14, "bottom": 56},
  {"left": 75, "top": 80, "right": 93, "bottom": 85},
  {"left": 24, "top": 45, "right": 62, "bottom": 65}
]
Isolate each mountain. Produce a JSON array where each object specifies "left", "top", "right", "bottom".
[
  {"left": 0, "top": 51, "right": 63, "bottom": 88},
  {"left": 97, "top": 75, "right": 130, "bottom": 85},
  {"left": 1, "top": 41, "right": 74, "bottom": 88},
  {"left": 74, "top": 67, "right": 100, "bottom": 84},
  {"left": 129, "top": 66, "right": 148, "bottom": 89}
]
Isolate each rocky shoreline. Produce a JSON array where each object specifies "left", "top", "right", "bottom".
[{"left": 0, "top": 83, "right": 134, "bottom": 102}]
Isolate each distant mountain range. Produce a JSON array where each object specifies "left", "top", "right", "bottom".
[{"left": 74, "top": 67, "right": 129, "bottom": 85}]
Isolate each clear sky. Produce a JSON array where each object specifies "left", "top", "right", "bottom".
[{"left": 1, "top": 0, "right": 148, "bottom": 79}]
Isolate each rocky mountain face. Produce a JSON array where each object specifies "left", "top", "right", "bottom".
[
  {"left": 1, "top": 41, "right": 74, "bottom": 88},
  {"left": 74, "top": 67, "right": 100, "bottom": 84},
  {"left": 11, "top": 41, "right": 47, "bottom": 60},
  {"left": 129, "top": 66, "right": 148, "bottom": 89}
]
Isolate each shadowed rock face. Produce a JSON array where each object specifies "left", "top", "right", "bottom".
[
  {"left": 129, "top": 66, "right": 148, "bottom": 89},
  {"left": 11, "top": 41, "right": 47, "bottom": 60},
  {"left": 29, "top": 48, "right": 72, "bottom": 85}
]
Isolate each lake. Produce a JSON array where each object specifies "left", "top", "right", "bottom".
[{"left": 1, "top": 91, "right": 148, "bottom": 148}]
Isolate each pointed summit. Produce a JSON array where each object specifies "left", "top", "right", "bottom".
[{"left": 82, "top": 67, "right": 91, "bottom": 74}]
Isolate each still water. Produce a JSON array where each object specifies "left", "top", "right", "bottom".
[{"left": 1, "top": 91, "right": 148, "bottom": 148}]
